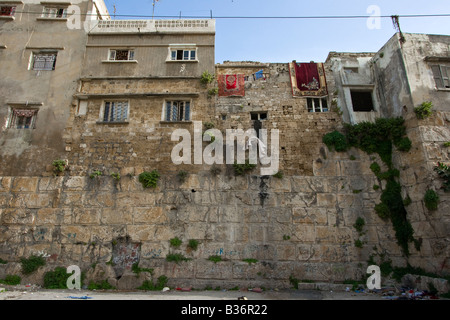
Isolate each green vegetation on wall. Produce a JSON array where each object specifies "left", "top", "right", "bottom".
[{"left": 323, "top": 117, "right": 418, "bottom": 256}]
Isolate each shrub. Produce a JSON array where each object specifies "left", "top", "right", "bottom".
[
  {"left": 166, "top": 253, "right": 190, "bottom": 264},
  {"left": 233, "top": 160, "right": 256, "bottom": 176},
  {"left": 177, "top": 170, "right": 188, "bottom": 183},
  {"left": 434, "top": 162, "right": 450, "bottom": 192},
  {"left": 200, "top": 70, "right": 214, "bottom": 85},
  {"left": 208, "top": 255, "right": 222, "bottom": 263},
  {"left": 169, "top": 237, "right": 182, "bottom": 248},
  {"left": 424, "top": 189, "right": 439, "bottom": 210},
  {"left": 414, "top": 101, "right": 433, "bottom": 119},
  {"left": 88, "top": 280, "right": 115, "bottom": 290},
  {"left": 0, "top": 275, "right": 21, "bottom": 285},
  {"left": 187, "top": 239, "right": 199, "bottom": 251},
  {"left": 395, "top": 137, "right": 412, "bottom": 152},
  {"left": 138, "top": 275, "right": 168, "bottom": 291},
  {"left": 273, "top": 171, "right": 283, "bottom": 179},
  {"left": 52, "top": 160, "right": 67, "bottom": 173},
  {"left": 20, "top": 255, "right": 46, "bottom": 275},
  {"left": 139, "top": 170, "right": 160, "bottom": 188},
  {"left": 375, "top": 203, "right": 390, "bottom": 220},
  {"left": 43, "top": 267, "right": 70, "bottom": 289},
  {"left": 353, "top": 217, "right": 365, "bottom": 235},
  {"left": 242, "top": 258, "right": 258, "bottom": 264},
  {"left": 322, "top": 131, "right": 348, "bottom": 152}
]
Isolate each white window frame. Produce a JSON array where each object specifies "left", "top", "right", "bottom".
[
  {"left": 163, "top": 100, "right": 191, "bottom": 122},
  {"left": 167, "top": 45, "right": 198, "bottom": 62},
  {"left": 108, "top": 49, "right": 136, "bottom": 62},
  {"left": 30, "top": 52, "right": 58, "bottom": 71},
  {"left": 99, "top": 100, "right": 129, "bottom": 123},
  {"left": 307, "top": 97, "right": 329, "bottom": 113},
  {"left": 431, "top": 64, "right": 450, "bottom": 89},
  {"left": 41, "top": 6, "right": 68, "bottom": 19}
]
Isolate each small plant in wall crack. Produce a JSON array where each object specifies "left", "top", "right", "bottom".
[
  {"left": 414, "top": 101, "right": 433, "bottom": 119},
  {"left": 52, "top": 159, "right": 67, "bottom": 175},
  {"left": 177, "top": 170, "right": 188, "bottom": 183},
  {"left": 169, "top": 237, "right": 182, "bottom": 248},
  {"left": 200, "top": 70, "right": 214, "bottom": 85},
  {"left": 434, "top": 162, "right": 450, "bottom": 192},
  {"left": 138, "top": 170, "right": 160, "bottom": 188},
  {"left": 110, "top": 172, "right": 121, "bottom": 181},
  {"left": 89, "top": 170, "right": 102, "bottom": 179},
  {"left": 424, "top": 189, "right": 439, "bottom": 211}
]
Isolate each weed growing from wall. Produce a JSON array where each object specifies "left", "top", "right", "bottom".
[
  {"left": 424, "top": 189, "right": 439, "bottom": 211},
  {"left": 414, "top": 101, "right": 433, "bottom": 119},
  {"left": 43, "top": 267, "right": 71, "bottom": 289},
  {"left": 434, "top": 162, "right": 450, "bottom": 192},
  {"left": 20, "top": 255, "right": 46, "bottom": 275},
  {"left": 138, "top": 170, "right": 160, "bottom": 188},
  {"left": 233, "top": 160, "right": 256, "bottom": 176},
  {"left": 323, "top": 117, "right": 418, "bottom": 256}
]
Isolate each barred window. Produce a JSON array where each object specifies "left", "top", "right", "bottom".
[
  {"left": 102, "top": 101, "right": 129, "bottom": 122},
  {"left": 165, "top": 101, "right": 190, "bottom": 122},
  {"left": 31, "top": 52, "right": 57, "bottom": 71},
  {"left": 9, "top": 109, "right": 38, "bottom": 129}
]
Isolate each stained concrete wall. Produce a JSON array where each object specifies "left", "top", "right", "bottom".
[{"left": 0, "top": 0, "right": 107, "bottom": 176}]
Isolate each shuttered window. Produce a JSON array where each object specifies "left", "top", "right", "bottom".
[{"left": 431, "top": 65, "right": 450, "bottom": 89}]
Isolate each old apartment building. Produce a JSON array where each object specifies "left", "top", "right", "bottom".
[
  {"left": 0, "top": 0, "right": 448, "bottom": 290},
  {"left": 0, "top": 0, "right": 109, "bottom": 176}
]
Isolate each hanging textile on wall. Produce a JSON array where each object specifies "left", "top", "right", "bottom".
[
  {"left": 288, "top": 61, "right": 327, "bottom": 97},
  {"left": 218, "top": 74, "right": 245, "bottom": 97},
  {"left": 254, "top": 70, "right": 264, "bottom": 80}
]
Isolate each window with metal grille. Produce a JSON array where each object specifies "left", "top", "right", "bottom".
[
  {"left": 165, "top": 101, "right": 191, "bottom": 121},
  {"left": 307, "top": 98, "right": 329, "bottom": 113},
  {"left": 103, "top": 101, "right": 129, "bottom": 122},
  {"left": 42, "top": 7, "right": 68, "bottom": 18},
  {"left": 109, "top": 49, "right": 135, "bottom": 61},
  {"left": 170, "top": 49, "right": 196, "bottom": 61},
  {"left": 0, "top": 6, "right": 16, "bottom": 16},
  {"left": 431, "top": 65, "right": 450, "bottom": 89},
  {"left": 9, "top": 109, "right": 38, "bottom": 129},
  {"left": 31, "top": 52, "right": 57, "bottom": 71}
]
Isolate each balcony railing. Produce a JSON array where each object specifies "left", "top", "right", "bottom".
[{"left": 91, "top": 19, "right": 215, "bottom": 34}]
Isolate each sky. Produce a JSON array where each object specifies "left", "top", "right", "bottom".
[{"left": 102, "top": 0, "right": 450, "bottom": 64}]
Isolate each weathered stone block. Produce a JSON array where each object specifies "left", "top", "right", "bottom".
[
  {"left": 101, "top": 207, "right": 132, "bottom": 225},
  {"left": 291, "top": 224, "right": 316, "bottom": 242},
  {"left": 196, "top": 260, "right": 233, "bottom": 279},
  {"left": 61, "top": 225, "right": 91, "bottom": 244},
  {"left": 11, "top": 177, "right": 38, "bottom": 192},
  {"left": 316, "top": 193, "right": 337, "bottom": 208},
  {"left": 313, "top": 160, "right": 337, "bottom": 176},
  {"left": 133, "top": 206, "right": 166, "bottom": 224},
  {"left": 63, "top": 176, "right": 86, "bottom": 191},
  {"left": 73, "top": 208, "right": 101, "bottom": 225},
  {"left": 0, "top": 177, "right": 12, "bottom": 192}
]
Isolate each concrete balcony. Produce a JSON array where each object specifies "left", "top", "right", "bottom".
[{"left": 89, "top": 19, "right": 215, "bottom": 34}]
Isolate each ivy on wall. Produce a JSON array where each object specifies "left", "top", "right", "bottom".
[{"left": 323, "top": 117, "right": 419, "bottom": 257}]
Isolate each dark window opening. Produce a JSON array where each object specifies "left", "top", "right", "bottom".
[
  {"left": 250, "top": 112, "right": 267, "bottom": 121},
  {"left": 307, "top": 98, "right": 328, "bottom": 112},
  {"left": 350, "top": 91, "right": 374, "bottom": 112}
]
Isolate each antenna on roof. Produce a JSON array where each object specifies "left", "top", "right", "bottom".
[
  {"left": 152, "top": 0, "right": 160, "bottom": 19},
  {"left": 113, "top": 4, "right": 116, "bottom": 19}
]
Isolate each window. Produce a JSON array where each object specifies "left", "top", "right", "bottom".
[
  {"left": 307, "top": 98, "right": 328, "bottom": 113},
  {"left": 109, "top": 49, "right": 135, "bottom": 61},
  {"left": 431, "top": 65, "right": 450, "bottom": 89},
  {"left": 350, "top": 90, "right": 374, "bottom": 112},
  {"left": 9, "top": 109, "right": 38, "bottom": 129},
  {"left": 250, "top": 112, "right": 267, "bottom": 120},
  {"left": 344, "top": 67, "right": 359, "bottom": 74},
  {"left": 42, "top": 6, "right": 68, "bottom": 18},
  {"left": 165, "top": 101, "right": 191, "bottom": 122},
  {"left": 31, "top": 52, "right": 57, "bottom": 71},
  {"left": 0, "top": 6, "right": 16, "bottom": 16},
  {"left": 170, "top": 49, "right": 196, "bottom": 61},
  {"left": 102, "top": 101, "right": 129, "bottom": 122}
]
